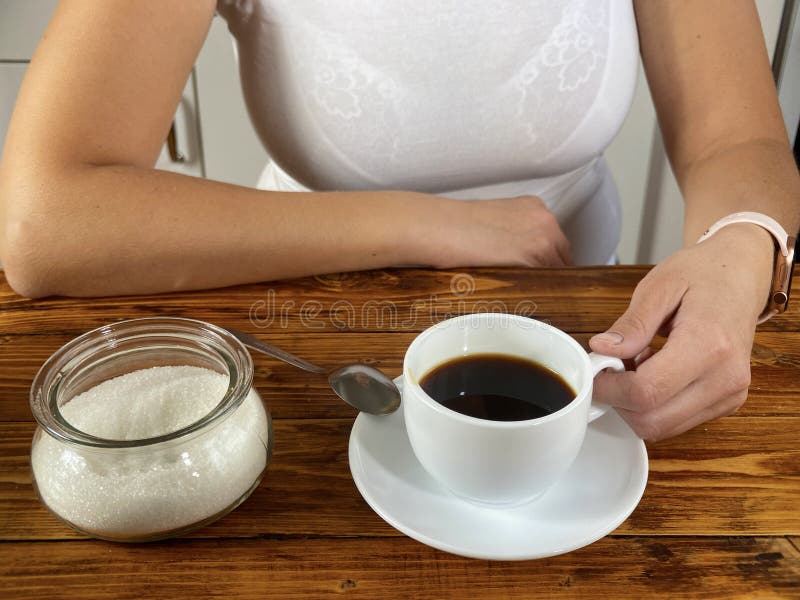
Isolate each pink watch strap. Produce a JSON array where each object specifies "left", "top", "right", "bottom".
[
  {"left": 697, "top": 211, "right": 789, "bottom": 256},
  {"left": 697, "top": 211, "right": 793, "bottom": 324}
]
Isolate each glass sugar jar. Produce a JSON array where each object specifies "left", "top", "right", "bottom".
[{"left": 29, "top": 317, "right": 272, "bottom": 542}]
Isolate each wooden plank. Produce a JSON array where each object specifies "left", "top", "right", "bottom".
[
  {"left": 0, "top": 267, "right": 647, "bottom": 335},
  {"left": 0, "top": 268, "right": 640, "bottom": 334},
  {"left": 0, "top": 537, "right": 797, "bottom": 599},
  {"left": 2, "top": 417, "right": 798, "bottom": 541},
  {"left": 628, "top": 417, "right": 800, "bottom": 536},
  {"left": 3, "top": 267, "right": 800, "bottom": 336},
  {"left": 1, "top": 331, "right": 799, "bottom": 422}
]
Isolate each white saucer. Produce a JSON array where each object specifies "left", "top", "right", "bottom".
[{"left": 349, "top": 407, "right": 648, "bottom": 560}]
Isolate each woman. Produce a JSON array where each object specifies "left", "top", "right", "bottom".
[{"left": 0, "top": 0, "right": 798, "bottom": 440}]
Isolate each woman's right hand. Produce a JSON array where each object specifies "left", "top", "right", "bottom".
[{"left": 422, "top": 195, "right": 573, "bottom": 268}]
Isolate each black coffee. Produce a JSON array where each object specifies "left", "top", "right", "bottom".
[{"left": 419, "top": 353, "right": 575, "bottom": 421}]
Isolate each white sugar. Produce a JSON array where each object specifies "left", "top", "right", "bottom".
[{"left": 31, "top": 366, "right": 269, "bottom": 539}]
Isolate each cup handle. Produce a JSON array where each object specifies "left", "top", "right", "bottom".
[{"left": 587, "top": 352, "right": 625, "bottom": 423}]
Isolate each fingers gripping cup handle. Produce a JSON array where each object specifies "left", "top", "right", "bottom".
[{"left": 587, "top": 352, "right": 625, "bottom": 423}]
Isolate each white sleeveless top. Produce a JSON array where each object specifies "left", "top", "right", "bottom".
[{"left": 217, "top": 0, "right": 639, "bottom": 264}]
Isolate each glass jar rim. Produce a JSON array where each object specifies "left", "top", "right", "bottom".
[{"left": 30, "top": 317, "right": 254, "bottom": 449}]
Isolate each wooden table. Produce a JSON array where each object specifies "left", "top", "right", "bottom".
[{"left": 1, "top": 267, "right": 798, "bottom": 599}]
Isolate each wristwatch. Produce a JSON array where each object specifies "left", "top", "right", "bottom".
[{"left": 697, "top": 211, "right": 796, "bottom": 324}]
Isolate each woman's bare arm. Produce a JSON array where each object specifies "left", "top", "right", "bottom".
[
  {"left": 0, "top": 1, "right": 431, "bottom": 297},
  {"left": 590, "top": 0, "right": 800, "bottom": 440},
  {"left": 0, "top": 1, "right": 572, "bottom": 297},
  {"left": 635, "top": 0, "right": 799, "bottom": 243}
]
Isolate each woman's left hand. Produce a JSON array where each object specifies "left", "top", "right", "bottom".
[{"left": 588, "top": 224, "right": 775, "bottom": 441}]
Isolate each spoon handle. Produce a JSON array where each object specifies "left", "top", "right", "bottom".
[{"left": 227, "top": 328, "right": 328, "bottom": 376}]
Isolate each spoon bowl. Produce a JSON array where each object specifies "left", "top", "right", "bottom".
[{"left": 328, "top": 364, "right": 401, "bottom": 415}]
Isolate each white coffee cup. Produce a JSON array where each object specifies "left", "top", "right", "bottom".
[{"left": 402, "top": 313, "right": 624, "bottom": 507}]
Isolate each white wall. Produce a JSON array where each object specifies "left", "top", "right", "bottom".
[{"left": 195, "top": 16, "right": 268, "bottom": 187}]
